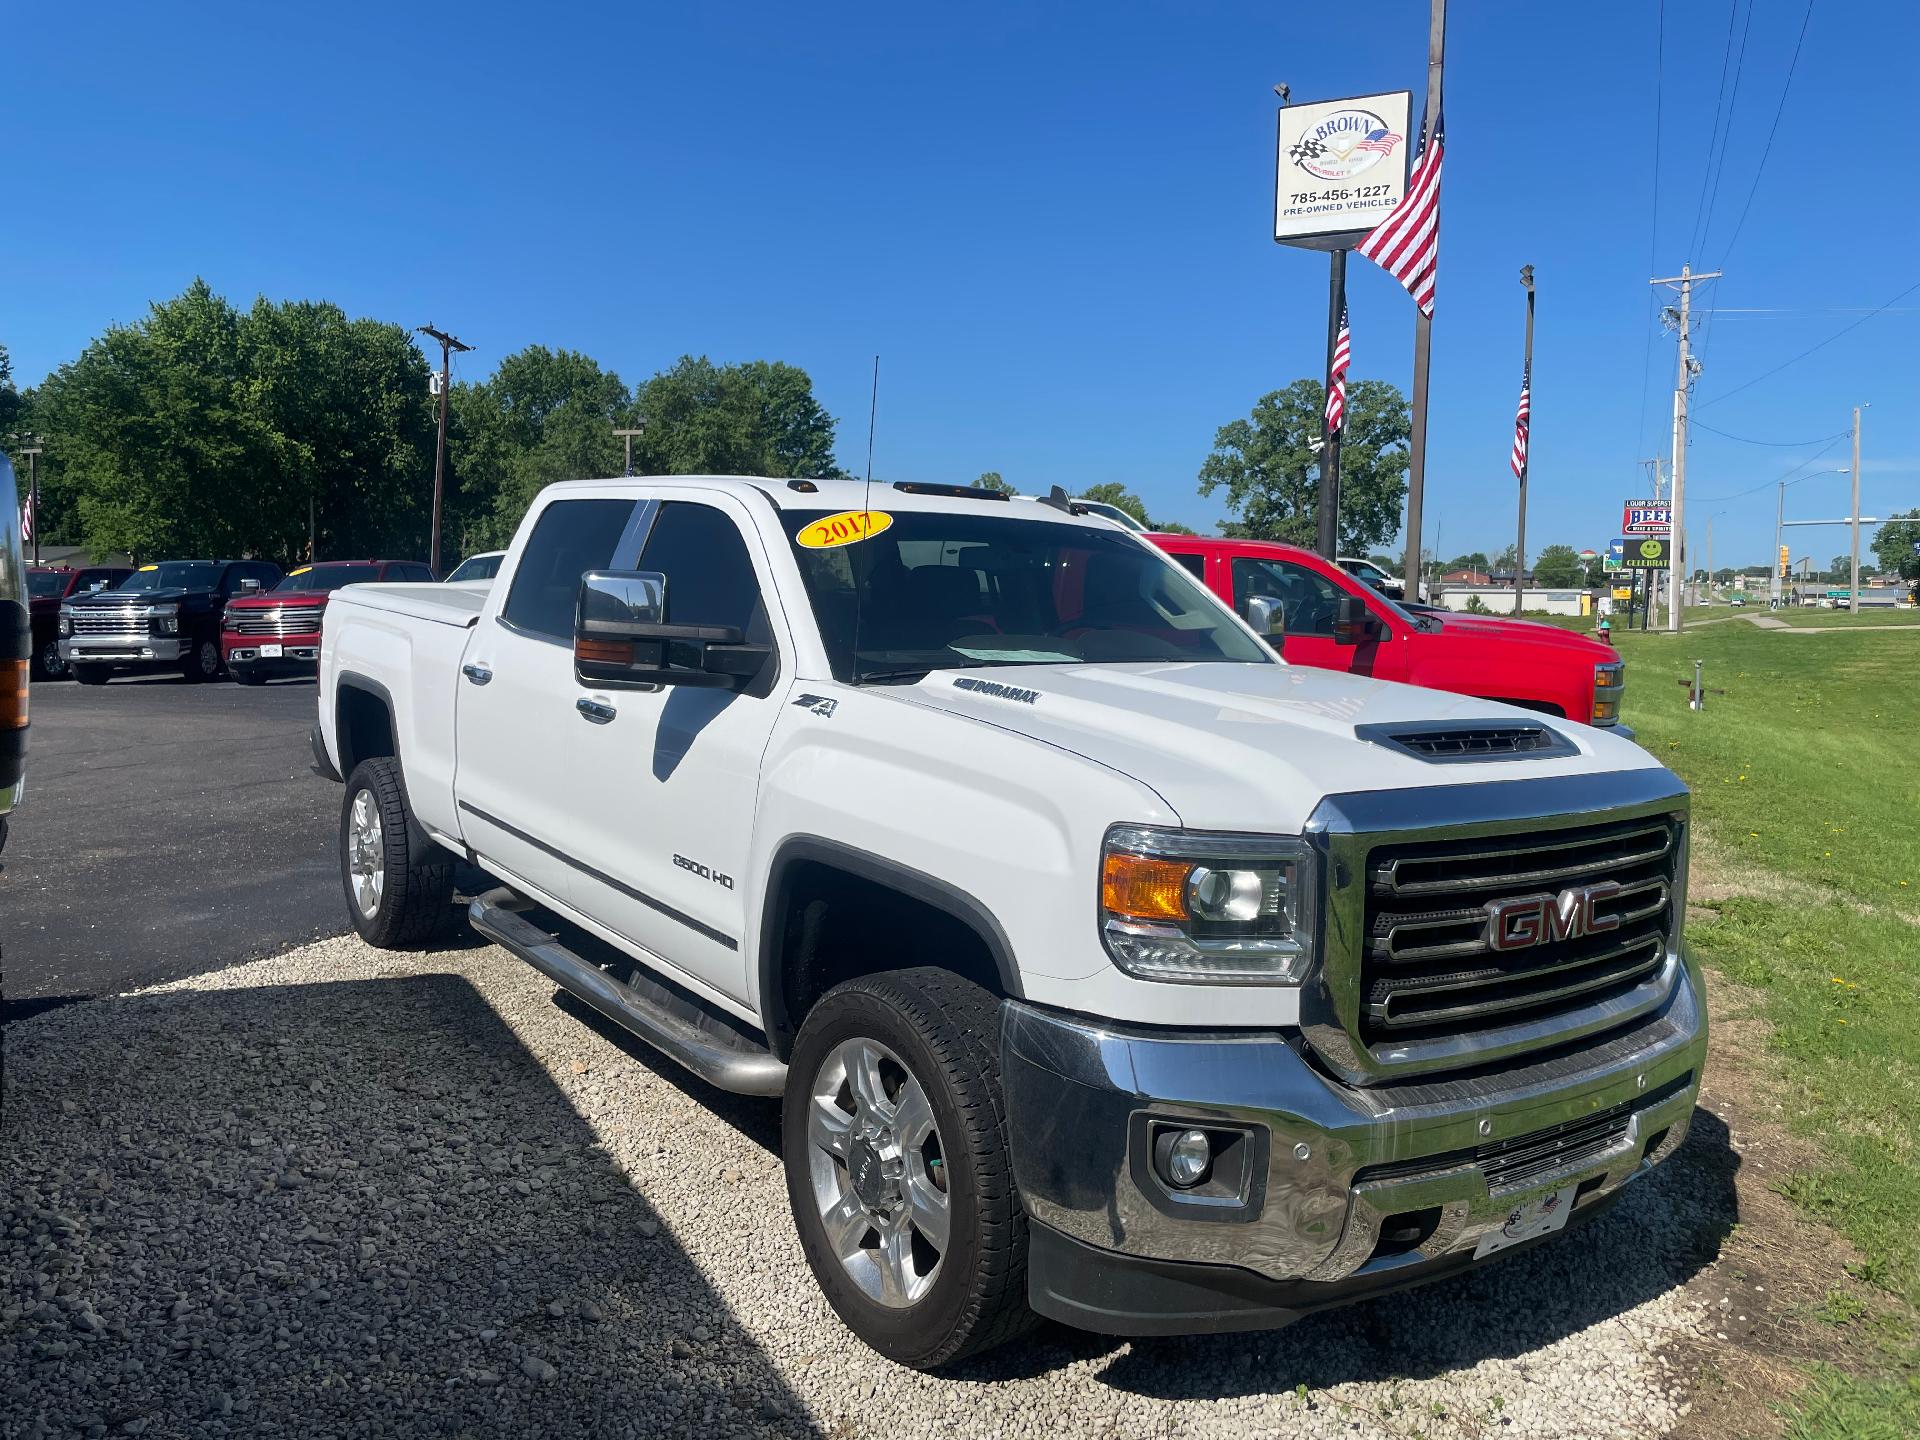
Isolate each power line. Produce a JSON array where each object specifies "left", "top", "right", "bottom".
[
  {"left": 1696, "top": 0, "right": 1755, "bottom": 260},
  {"left": 1687, "top": 0, "right": 1744, "bottom": 262},
  {"left": 1690, "top": 437, "right": 1845, "bottom": 504},
  {"left": 1698, "top": 274, "right": 1920, "bottom": 406},
  {"left": 1692, "top": 420, "right": 1847, "bottom": 447},
  {"left": 1718, "top": 0, "right": 1816, "bottom": 267}
]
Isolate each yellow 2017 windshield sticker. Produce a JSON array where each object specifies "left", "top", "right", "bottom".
[
  {"left": 797, "top": 510, "right": 893, "bottom": 549},
  {"left": 289, "top": 565, "right": 312, "bottom": 576},
  {"left": 138, "top": 564, "right": 159, "bottom": 572}
]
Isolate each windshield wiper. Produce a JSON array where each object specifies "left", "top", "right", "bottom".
[{"left": 852, "top": 667, "right": 935, "bottom": 685}]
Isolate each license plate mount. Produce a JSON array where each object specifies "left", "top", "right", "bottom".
[
  {"left": 259, "top": 643, "right": 283, "bottom": 658},
  {"left": 1474, "top": 1183, "right": 1578, "bottom": 1258}
]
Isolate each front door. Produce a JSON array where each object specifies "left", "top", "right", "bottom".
[
  {"left": 560, "top": 494, "right": 786, "bottom": 1004},
  {"left": 455, "top": 495, "right": 641, "bottom": 906},
  {"left": 1228, "top": 555, "right": 1400, "bottom": 680}
]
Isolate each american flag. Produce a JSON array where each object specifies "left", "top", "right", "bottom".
[
  {"left": 1510, "top": 363, "right": 1531, "bottom": 480},
  {"left": 1355, "top": 110, "right": 1444, "bottom": 316},
  {"left": 1354, "top": 127, "right": 1402, "bottom": 156},
  {"left": 1324, "top": 304, "right": 1351, "bottom": 432},
  {"left": 18, "top": 487, "right": 33, "bottom": 544}
]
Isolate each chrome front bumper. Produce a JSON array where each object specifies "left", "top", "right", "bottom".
[
  {"left": 62, "top": 636, "right": 188, "bottom": 664},
  {"left": 1002, "top": 961, "right": 1704, "bottom": 1325}
]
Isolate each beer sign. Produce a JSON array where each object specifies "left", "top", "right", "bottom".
[{"left": 1622, "top": 500, "right": 1672, "bottom": 535}]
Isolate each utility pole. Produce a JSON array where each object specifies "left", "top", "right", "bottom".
[
  {"left": 1513, "top": 265, "right": 1534, "bottom": 616},
  {"left": 613, "top": 425, "right": 647, "bottom": 478},
  {"left": 1849, "top": 405, "right": 1865, "bottom": 610},
  {"left": 417, "top": 325, "right": 473, "bottom": 577},
  {"left": 1317, "top": 250, "right": 1348, "bottom": 560},
  {"left": 1400, "top": 0, "right": 1446, "bottom": 600},
  {"left": 1650, "top": 264, "right": 1720, "bottom": 632}
]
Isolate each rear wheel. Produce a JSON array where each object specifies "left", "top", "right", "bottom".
[
  {"left": 783, "top": 968, "right": 1033, "bottom": 1368},
  {"left": 340, "top": 757, "right": 457, "bottom": 948},
  {"left": 31, "top": 637, "right": 68, "bottom": 681},
  {"left": 73, "top": 664, "right": 111, "bottom": 686}
]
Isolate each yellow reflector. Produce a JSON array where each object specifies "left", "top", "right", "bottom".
[
  {"left": 1, "top": 658, "right": 26, "bottom": 730},
  {"left": 1102, "top": 852, "right": 1191, "bottom": 920},
  {"left": 1592, "top": 698, "right": 1618, "bottom": 722}
]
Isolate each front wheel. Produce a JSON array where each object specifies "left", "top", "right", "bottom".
[
  {"left": 31, "top": 637, "right": 68, "bottom": 681},
  {"left": 783, "top": 968, "right": 1034, "bottom": 1369},
  {"left": 181, "top": 636, "right": 222, "bottom": 683},
  {"left": 339, "top": 757, "right": 457, "bottom": 948}
]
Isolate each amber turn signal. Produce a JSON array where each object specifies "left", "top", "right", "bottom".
[
  {"left": 0, "top": 658, "right": 27, "bottom": 730},
  {"left": 1101, "top": 851, "right": 1192, "bottom": 921},
  {"left": 575, "top": 637, "right": 636, "bottom": 666}
]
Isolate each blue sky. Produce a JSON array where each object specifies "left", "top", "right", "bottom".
[{"left": 4, "top": 1, "right": 1914, "bottom": 567}]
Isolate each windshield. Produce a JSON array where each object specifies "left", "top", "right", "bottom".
[
  {"left": 781, "top": 509, "right": 1273, "bottom": 683},
  {"left": 447, "top": 553, "right": 501, "bottom": 581},
  {"left": 274, "top": 564, "right": 372, "bottom": 593},
  {"left": 117, "top": 563, "right": 221, "bottom": 593},
  {"left": 28, "top": 572, "right": 68, "bottom": 598}
]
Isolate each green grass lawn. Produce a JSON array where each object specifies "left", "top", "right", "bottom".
[
  {"left": 1767, "top": 607, "right": 1920, "bottom": 628},
  {"left": 1601, "top": 622, "right": 1920, "bottom": 1429}
]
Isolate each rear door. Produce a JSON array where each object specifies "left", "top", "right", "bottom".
[{"left": 453, "top": 495, "right": 644, "bottom": 905}]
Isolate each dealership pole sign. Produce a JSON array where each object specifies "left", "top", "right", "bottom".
[
  {"left": 1274, "top": 91, "right": 1413, "bottom": 251},
  {"left": 1621, "top": 537, "right": 1671, "bottom": 569}
]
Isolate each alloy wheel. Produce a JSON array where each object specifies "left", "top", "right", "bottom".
[
  {"left": 347, "top": 789, "right": 385, "bottom": 918},
  {"left": 39, "top": 640, "right": 67, "bottom": 679},
  {"left": 806, "top": 1036, "right": 951, "bottom": 1308}
]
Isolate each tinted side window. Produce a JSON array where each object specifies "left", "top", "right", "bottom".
[
  {"left": 1230, "top": 557, "right": 1342, "bottom": 637},
  {"left": 389, "top": 564, "right": 434, "bottom": 583},
  {"left": 1169, "top": 552, "right": 1206, "bottom": 581},
  {"left": 502, "top": 498, "right": 639, "bottom": 640},
  {"left": 638, "top": 502, "right": 768, "bottom": 641}
]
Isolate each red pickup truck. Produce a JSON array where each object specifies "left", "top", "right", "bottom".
[
  {"left": 26, "top": 566, "right": 134, "bottom": 679},
  {"left": 222, "top": 559, "right": 435, "bottom": 684},
  {"left": 1151, "top": 534, "right": 1626, "bottom": 730}
]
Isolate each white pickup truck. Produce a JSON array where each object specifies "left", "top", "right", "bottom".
[{"left": 314, "top": 475, "right": 1705, "bottom": 1368}]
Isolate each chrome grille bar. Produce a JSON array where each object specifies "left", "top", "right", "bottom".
[
  {"left": 1376, "top": 876, "right": 1670, "bottom": 963},
  {"left": 1373, "top": 821, "right": 1673, "bottom": 898}
]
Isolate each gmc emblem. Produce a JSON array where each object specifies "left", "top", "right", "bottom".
[{"left": 1485, "top": 881, "right": 1622, "bottom": 952}]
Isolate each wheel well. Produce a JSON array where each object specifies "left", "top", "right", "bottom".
[
  {"left": 1488, "top": 696, "right": 1567, "bottom": 719},
  {"left": 761, "top": 855, "right": 1013, "bottom": 1062},
  {"left": 336, "top": 682, "right": 396, "bottom": 779}
]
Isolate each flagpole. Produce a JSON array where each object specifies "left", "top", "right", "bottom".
[
  {"left": 1317, "top": 249, "right": 1348, "bottom": 560},
  {"left": 1514, "top": 265, "right": 1534, "bottom": 615},
  {"left": 1400, "top": 0, "right": 1446, "bottom": 599}
]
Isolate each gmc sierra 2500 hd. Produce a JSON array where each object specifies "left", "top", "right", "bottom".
[{"left": 315, "top": 476, "right": 1705, "bottom": 1368}]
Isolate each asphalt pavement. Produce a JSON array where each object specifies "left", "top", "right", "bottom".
[{"left": 1, "top": 672, "right": 348, "bottom": 1008}]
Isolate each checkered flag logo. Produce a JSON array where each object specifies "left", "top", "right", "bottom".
[{"left": 1288, "top": 136, "right": 1328, "bottom": 165}]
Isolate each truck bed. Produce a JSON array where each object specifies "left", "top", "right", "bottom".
[{"left": 332, "top": 583, "right": 487, "bottom": 628}]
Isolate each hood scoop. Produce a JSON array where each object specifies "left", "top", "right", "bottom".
[{"left": 1354, "top": 720, "right": 1576, "bottom": 764}]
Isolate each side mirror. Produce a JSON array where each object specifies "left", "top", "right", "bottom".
[
  {"left": 1245, "top": 594, "right": 1286, "bottom": 641},
  {"left": 573, "top": 570, "right": 771, "bottom": 691},
  {"left": 1331, "top": 593, "right": 1379, "bottom": 646}
]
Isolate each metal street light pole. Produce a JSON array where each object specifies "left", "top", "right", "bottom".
[{"left": 1849, "top": 404, "right": 1867, "bottom": 609}]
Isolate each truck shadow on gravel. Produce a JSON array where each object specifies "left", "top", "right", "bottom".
[
  {"left": 1, "top": 972, "right": 815, "bottom": 1438},
  {"left": 1006, "top": 1107, "right": 1741, "bottom": 1400}
]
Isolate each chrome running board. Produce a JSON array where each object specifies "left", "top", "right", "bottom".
[{"left": 469, "top": 888, "right": 787, "bottom": 1097}]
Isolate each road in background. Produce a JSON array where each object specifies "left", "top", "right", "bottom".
[{"left": 1, "top": 676, "right": 344, "bottom": 1006}]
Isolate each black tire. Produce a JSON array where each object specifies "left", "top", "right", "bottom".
[
  {"left": 181, "top": 635, "right": 223, "bottom": 683},
  {"left": 31, "top": 636, "right": 68, "bottom": 682},
  {"left": 339, "top": 757, "right": 457, "bottom": 948},
  {"left": 231, "top": 665, "right": 266, "bottom": 686},
  {"left": 783, "top": 968, "right": 1034, "bottom": 1369},
  {"left": 73, "top": 664, "right": 111, "bottom": 686}
]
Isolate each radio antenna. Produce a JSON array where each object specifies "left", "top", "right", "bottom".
[{"left": 850, "top": 355, "right": 879, "bottom": 685}]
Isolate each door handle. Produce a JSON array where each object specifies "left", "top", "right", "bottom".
[
  {"left": 462, "top": 663, "right": 493, "bottom": 686},
  {"left": 576, "top": 696, "right": 617, "bottom": 725}
]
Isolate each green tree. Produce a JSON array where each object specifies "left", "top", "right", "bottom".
[
  {"left": 635, "top": 356, "right": 843, "bottom": 481},
  {"left": 1444, "top": 551, "right": 1490, "bottom": 573},
  {"left": 1532, "top": 544, "right": 1583, "bottom": 587},
  {"left": 1870, "top": 509, "right": 1920, "bottom": 583},
  {"left": 0, "top": 345, "right": 21, "bottom": 439},
  {"left": 972, "top": 471, "right": 1016, "bottom": 496},
  {"left": 1078, "top": 482, "right": 1150, "bottom": 525},
  {"left": 1153, "top": 520, "right": 1198, "bottom": 535},
  {"left": 1492, "top": 543, "right": 1519, "bottom": 573},
  {"left": 1197, "top": 378, "right": 1409, "bottom": 552},
  {"left": 1829, "top": 554, "right": 1851, "bottom": 585}
]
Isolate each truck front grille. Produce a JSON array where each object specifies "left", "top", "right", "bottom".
[
  {"left": 1359, "top": 816, "right": 1678, "bottom": 1050},
  {"left": 228, "top": 605, "right": 324, "bottom": 636},
  {"left": 71, "top": 610, "right": 147, "bottom": 636}
]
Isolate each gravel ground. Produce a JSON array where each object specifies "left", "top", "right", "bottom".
[{"left": 3, "top": 935, "right": 1725, "bottom": 1438}]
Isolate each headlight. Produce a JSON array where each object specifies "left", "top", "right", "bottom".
[
  {"left": 151, "top": 605, "right": 179, "bottom": 635},
  {"left": 59, "top": 613, "right": 73, "bottom": 636},
  {"left": 1099, "top": 825, "right": 1315, "bottom": 984}
]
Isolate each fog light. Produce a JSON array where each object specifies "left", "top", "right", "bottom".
[{"left": 1161, "top": 1129, "right": 1212, "bottom": 1188}]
